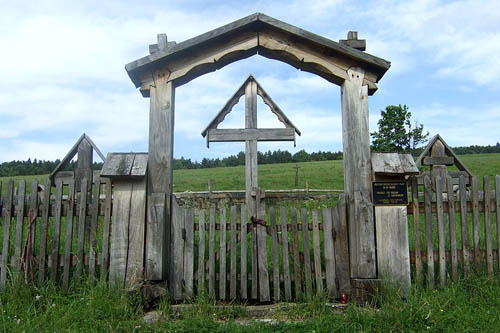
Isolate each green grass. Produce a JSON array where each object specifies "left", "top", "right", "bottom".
[
  {"left": 2, "top": 153, "right": 499, "bottom": 195},
  {"left": 1, "top": 154, "right": 499, "bottom": 330},
  {"left": 1, "top": 272, "right": 499, "bottom": 331}
]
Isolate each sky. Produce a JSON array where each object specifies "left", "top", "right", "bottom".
[{"left": 0, "top": 0, "right": 499, "bottom": 163}]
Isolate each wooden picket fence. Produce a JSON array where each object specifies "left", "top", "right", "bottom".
[
  {"left": 0, "top": 174, "right": 112, "bottom": 290},
  {"left": 407, "top": 174, "right": 500, "bottom": 287},
  {"left": 169, "top": 196, "right": 350, "bottom": 302}
]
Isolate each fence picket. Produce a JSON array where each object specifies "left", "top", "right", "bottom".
[
  {"left": 411, "top": 177, "right": 422, "bottom": 281},
  {"left": 100, "top": 178, "right": 112, "bottom": 281},
  {"left": 424, "top": 174, "right": 435, "bottom": 288},
  {"left": 76, "top": 179, "right": 88, "bottom": 279},
  {"left": 29, "top": 180, "right": 39, "bottom": 260},
  {"left": 446, "top": 176, "right": 458, "bottom": 282},
  {"left": 301, "top": 208, "right": 312, "bottom": 296},
  {"left": 26, "top": 180, "right": 39, "bottom": 279},
  {"left": 51, "top": 179, "right": 64, "bottom": 283},
  {"left": 197, "top": 209, "right": 206, "bottom": 294},
  {"left": 38, "top": 178, "right": 52, "bottom": 285},
  {"left": 257, "top": 199, "right": 270, "bottom": 302},
  {"left": 184, "top": 208, "right": 194, "bottom": 298},
  {"left": 471, "top": 176, "right": 481, "bottom": 268},
  {"left": 230, "top": 205, "right": 237, "bottom": 300},
  {"left": 323, "top": 207, "right": 336, "bottom": 298},
  {"left": 281, "top": 206, "right": 292, "bottom": 301},
  {"left": 251, "top": 203, "right": 258, "bottom": 300},
  {"left": 333, "top": 196, "right": 350, "bottom": 295},
  {"left": 459, "top": 176, "right": 471, "bottom": 276},
  {"left": 270, "top": 207, "right": 280, "bottom": 301},
  {"left": 89, "top": 175, "right": 101, "bottom": 279},
  {"left": 435, "top": 176, "right": 446, "bottom": 286},
  {"left": 240, "top": 204, "right": 247, "bottom": 299},
  {"left": 208, "top": 207, "right": 216, "bottom": 298},
  {"left": 63, "top": 179, "right": 75, "bottom": 291},
  {"left": 483, "top": 176, "right": 493, "bottom": 275},
  {"left": 219, "top": 208, "right": 227, "bottom": 300},
  {"left": 311, "top": 210, "right": 322, "bottom": 295},
  {"left": 1, "top": 180, "right": 14, "bottom": 287},
  {"left": 13, "top": 180, "right": 26, "bottom": 273},
  {"left": 291, "top": 207, "right": 302, "bottom": 300},
  {"left": 171, "top": 200, "right": 185, "bottom": 300}
]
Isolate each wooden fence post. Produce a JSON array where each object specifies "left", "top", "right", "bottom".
[
  {"left": 146, "top": 69, "right": 175, "bottom": 282},
  {"left": 341, "top": 67, "right": 376, "bottom": 280}
]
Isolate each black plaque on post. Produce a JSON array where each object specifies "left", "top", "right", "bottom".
[{"left": 372, "top": 182, "right": 408, "bottom": 205}]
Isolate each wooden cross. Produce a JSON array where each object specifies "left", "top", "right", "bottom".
[
  {"left": 202, "top": 75, "right": 300, "bottom": 302},
  {"left": 202, "top": 75, "right": 301, "bottom": 210}
]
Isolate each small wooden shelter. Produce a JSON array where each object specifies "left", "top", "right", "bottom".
[
  {"left": 49, "top": 133, "right": 105, "bottom": 189},
  {"left": 416, "top": 134, "right": 473, "bottom": 185}
]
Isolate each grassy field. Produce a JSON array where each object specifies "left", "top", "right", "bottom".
[
  {"left": 1, "top": 153, "right": 499, "bottom": 195},
  {"left": 1, "top": 271, "right": 499, "bottom": 332},
  {"left": 0, "top": 153, "right": 499, "bottom": 331}
]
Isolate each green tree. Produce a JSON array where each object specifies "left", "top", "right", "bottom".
[{"left": 371, "top": 104, "right": 429, "bottom": 152}]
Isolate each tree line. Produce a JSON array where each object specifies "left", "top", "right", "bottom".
[
  {"left": 1, "top": 144, "right": 498, "bottom": 177},
  {"left": 175, "top": 149, "right": 343, "bottom": 169}
]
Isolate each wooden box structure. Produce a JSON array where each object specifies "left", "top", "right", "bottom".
[
  {"left": 101, "top": 153, "right": 148, "bottom": 287},
  {"left": 371, "top": 152, "right": 419, "bottom": 290}
]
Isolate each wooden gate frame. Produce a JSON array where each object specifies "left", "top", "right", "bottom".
[{"left": 125, "top": 13, "right": 390, "bottom": 286}]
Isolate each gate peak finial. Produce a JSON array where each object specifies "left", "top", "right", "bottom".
[{"left": 340, "top": 31, "right": 366, "bottom": 51}]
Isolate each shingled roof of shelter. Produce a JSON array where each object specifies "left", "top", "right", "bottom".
[{"left": 125, "top": 12, "right": 391, "bottom": 92}]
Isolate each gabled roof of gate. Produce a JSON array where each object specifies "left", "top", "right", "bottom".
[
  {"left": 125, "top": 13, "right": 390, "bottom": 93},
  {"left": 201, "top": 75, "right": 300, "bottom": 137},
  {"left": 49, "top": 133, "right": 105, "bottom": 181}
]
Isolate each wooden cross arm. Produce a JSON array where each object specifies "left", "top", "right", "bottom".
[{"left": 207, "top": 128, "right": 296, "bottom": 142}]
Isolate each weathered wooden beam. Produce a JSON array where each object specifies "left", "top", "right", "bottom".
[
  {"left": 146, "top": 71, "right": 175, "bottom": 281},
  {"left": 207, "top": 128, "right": 295, "bottom": 142},
  {"left": 341, "top": 67, "right": 376, "bottom": 279},
  {"left": 258, "top": 30, "right": 348, "bottom": 87},
  {"left": 167, "top": 31, "right": 258, "bottom": 86},
  {"left": 422, "top": 156, "right": 455, "bottom": 166},
  {"left": 126, "top": 13, "right": 391, "bottom": 92},
  {"left": 245, "top": 80, "right": 258, "bottom": 215}
]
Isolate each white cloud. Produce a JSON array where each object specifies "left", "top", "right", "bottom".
[
  {"left": 0, "top": 0, "right": 498, "bottom": 163},
  {"left": 363, "top": 0, "right": 500, "bottom": 86}
]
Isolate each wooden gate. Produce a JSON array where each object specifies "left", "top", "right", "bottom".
[{"left": 170, "top": 195, "right": 350, "bottom": 302}]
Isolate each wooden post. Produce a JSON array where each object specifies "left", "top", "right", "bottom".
[
  {"left": 146, "top": 69, "right": 175, "bottom": 281},
  {"left": 75, "top": 139, "right": 93, "bottom": 191},
  {"left": 245, "top": 79, "right": 259, "bottom": 298},
  {"left": 245, "top": 80, "right": 258, "bottom": 214},
  {"left": 429, "top": 140, "right": 448, "bottom": 183},
  {"left": 341, "top": 67, "right": 376, "bottom": 279}
]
